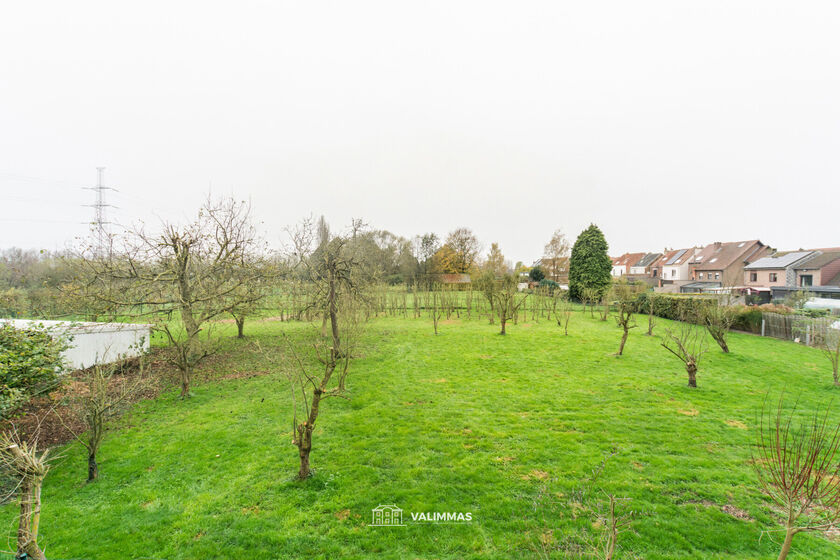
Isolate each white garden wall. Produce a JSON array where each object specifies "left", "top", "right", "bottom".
[{"left": 1, "top": 319, "right": 151, "bottom": 370}]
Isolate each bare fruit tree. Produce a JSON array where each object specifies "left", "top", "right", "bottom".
[
  {"left": 613, "top": 282, "right": 643, "bottom": 356},
  {"left": 661, "top": 321, "right": 708, "bottom": 388},
  {"left": 431, "top": 288, "right": 443, "bottom": 335},
  {"left": 753, "top": 396, "right": 840, "bottom": 560},
  {"left": 61, "top": 356, "right": 147, "bottom": 481},
  {"left": 493, "top": 275, "right": 528, "bottom": 335},
  {"left": 645, "top": 293, "right": 659, "bottom": 336},
  {"left": 702, "top": 301, "right": 736, "bottom": 353},
  {"left": 76, "top": 196, "right": 269, "bottom": 398},
  {"left": 0, "top": 429, "right": 52, "bottom": 560},
  {"left": 552, "top": 291, "right": 573, "bottom": 335},
  {"left": 582, "top": 286, "right": 600, "bottom": 318},
  {"left": 281, "top": 224, "right": 366, "bottom": 478}
]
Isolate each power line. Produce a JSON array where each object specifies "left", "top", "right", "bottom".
[{"left": 83, "top": 167, "right": 118, "bottom": 257}]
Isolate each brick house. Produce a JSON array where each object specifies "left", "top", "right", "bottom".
[
  {"left": 743, "top": 251, "right": 815, "bottom": 288},
  {"left": 792, "top": 249, "right": 840, "bottom": 288},
  {"left": 688, "top": 240, "right": 770, "bottom": 287}
]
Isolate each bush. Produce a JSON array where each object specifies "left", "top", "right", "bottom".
[
  {"left": 634, "top": 293, "right": 715, "bottom": 323},
  {"left": 0, "top": 324, "right": 69, "bottom": 417},
  {"left": 731, "top": 306, "right": 763, "bottom": 333}
]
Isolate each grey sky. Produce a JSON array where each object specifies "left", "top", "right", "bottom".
[{"left": 1, "top": 1, "right": 839, "bottom": 263}]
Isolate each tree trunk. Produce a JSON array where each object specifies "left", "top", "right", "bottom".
[
  {"left": 714, "top": 332, "right": 730, "bottom": 353},
  {"left": 298, "top": 427, "right": 312, "bottom": 479},
  {"left": 500, "top": 317, "right": 507, "bottom": 335},
  {"left": 777, "top": 526, "right": 795, "bottom": 560},
  {"left": 686, "top": 363, "right": 697, "bottom": 388},
  {"left": 180, "top": 369, "right": 191, "bottom": 399},
  {"left": 17, "top": 478, "right": 46, "bottom": 560},
  {"left": 236, "top": 316, "right": 245, "bottom": 338},
  {"left": 618, "top": 329, "right": 628, "bottom": 355},
  {"left": 88, "top": 452, "right": 99, "bottom": 482}
]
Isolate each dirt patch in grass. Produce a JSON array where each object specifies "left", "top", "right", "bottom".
[
  {"left": 522, "top": 469, "right": 550, "bottom": 481},
  {"left": 678, "top": 409, "right": 699, "bottom": 416},
  {"left": 1, "top": 353, "right": 172, "bottom": 447},
  {"left": 690, "top": 500, "right": 754, "bottom": 522},
  {"left": 495, "top": 456, "right": 516, "bottom": 463},
  {"left": 725, "top": 420, "right": 748, "bottom": 429},
  {"left": 721, "top": 504, "right": 753, "bottom": 521},
  {"left": 335, "top": 509, "right": 351, "bottom": 521}
]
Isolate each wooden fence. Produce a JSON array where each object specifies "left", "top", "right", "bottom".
[{"left": 760, "top": 312, "right": 838, "bottom": 347}]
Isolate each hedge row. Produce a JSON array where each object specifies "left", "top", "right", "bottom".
[{"left": 634, "top": 293, "right": 794, "bottom": 334}]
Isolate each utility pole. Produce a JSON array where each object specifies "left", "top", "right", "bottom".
[{"left": 84, "top": 167, "right": 117, "bottom": 257}]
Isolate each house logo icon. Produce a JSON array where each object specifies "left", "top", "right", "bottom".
[{"left": 371, "top": 504, "right": 404, "bottom": 526}]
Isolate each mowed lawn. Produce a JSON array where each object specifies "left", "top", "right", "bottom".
[{"left": 4, "top": 312, "right": 840, "bottom": 559}]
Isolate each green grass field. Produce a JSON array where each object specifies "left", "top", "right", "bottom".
[{"left": 3, "top": 312, "right": 840, "bottom": 559}]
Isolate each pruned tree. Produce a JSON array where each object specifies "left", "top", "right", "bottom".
[
  {"left": 75, "top": 196, "right": 269, "bottom": 398},
  {"left": 582, "top": 286, "right": 600, "bottom": 318},
  {"left": 60, "top": 355, "right": 147, "bottom": 481},
  {"left": 598, "top": 294, "right": 611, "bottom": 322},
  {"left": 552, "top": 291, "right": 573, "bottom": 335},
  {"left": 279, "top": 296, "right": 362, "bottom": 479},
  {"left": 753, "top": 395, "right": 840, "bottom": 560},
  {"left": 280, "top": 223, "right": 366, "bottom": 478},
  {"left": 703, "top": 302, "right": 736, "bottom": 353},
  {"left": 474, "top": 270, "right": 497, "bottom": 324},
  {"left": 228, "top": 260, "right": 277, "bottom": 338},
  {"left": 661, "top": 321, "right": 708, "bottom": 388},
  {"left": 493, "top": 275, "right": 528, "bottom": 335},
  {"left": 431, "top": 288, "right": 443, "bottom": 335},
  {"left": 0, "top": 428, "right": 52, "bottom": 560},
  {"left": 613, "top": 282, "right": 642, "bottom": 356},
  {"left": 645, "top": 293, "right": 659, "bottom": 336}
]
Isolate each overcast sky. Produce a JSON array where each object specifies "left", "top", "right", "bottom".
[{"left": 1, "top": 1, "right": 838, "bottom": 263}]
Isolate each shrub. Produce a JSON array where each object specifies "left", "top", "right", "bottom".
[
  {"left": 731, "top": 306, "right": 763, "bottom": 333},
  {"left": 529, "top": 266, "right": 545, "bottom": 282},
  {"left": 0, "top": 324, "right": 69, "bottom": 417},
  {"left": 634, "top": 293, "right": 715, "bottom": 323}
]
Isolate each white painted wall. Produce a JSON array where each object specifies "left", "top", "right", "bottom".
[{"left": 1, "top": 319, "right": 151, "bottom": 370}]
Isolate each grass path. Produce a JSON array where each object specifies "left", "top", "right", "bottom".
[{"left": 3, "top": 313, "right": 839, "bottom": 558}]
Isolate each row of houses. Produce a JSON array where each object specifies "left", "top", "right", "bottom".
[{"left": 609, "top": 240, "right": 840, "bottom": 302}]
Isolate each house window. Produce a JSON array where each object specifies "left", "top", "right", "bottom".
[
  {"left": 750, "top": 272, "right": 757, "bottom": 282},
  {"left": 715, "top": 273, "right": 720, "bottom": 280},
  {"left": 671, "top": 269, "right": 676, "bottom": 278},
  {"left": 801, "top": 275, "right": 813, "bottom": 287},
  {"left": 699, "top": 273, "right": 704, "bottom": 280},
  {"left": 769, "top": 273, "right": 778, "bottom": 282}
]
